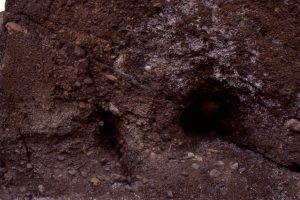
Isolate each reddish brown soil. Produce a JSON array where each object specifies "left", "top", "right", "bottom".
[{"left": 0, "top": 0, "right": 299, "bottom": 199}]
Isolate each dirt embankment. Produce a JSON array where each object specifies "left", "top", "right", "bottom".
[{"left": 0, "top": 1, "right": 299, "bottom": 199}]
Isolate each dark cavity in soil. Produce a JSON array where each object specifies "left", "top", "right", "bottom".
[
  {"left": 92, "top": 107, "right": 119, "bottom": 150},
  {"left": 180, "top": 81, "right": 241, "bottom": 137}
]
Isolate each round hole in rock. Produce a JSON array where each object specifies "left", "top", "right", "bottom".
[{"left": 180, "top": 85, "right": 240, "bottom": 137}]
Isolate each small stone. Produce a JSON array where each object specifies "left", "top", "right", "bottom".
[
  {"left": 207, "top": 149, "right": 219, "bottom": 153},
  {"left": 74, "top": 46, "right": 85, "bottom": 57},
  {"left": 90, "top": 177, "right": 101, "bottom": 186},
  {"left": 101, "top": 158, "right": 107, "bottom": 164},
  {"left": 74, "top": 81, "right": 81, "bottom": 88},
  {"left": 99, "top": 121, "right": 105, "bottom": 126},
  {"left": 191, "top": 163, "right": 200, "bottom": 170},
  {"left": 238, "top": 168, "right": 246, "bottom": 174},
  {"left": 145, "top": 65, "right": 152, "bottom": 71},
  {"left": 109, "top": 103, "right": 121, "bottom": 116},
  {"left": 20, "top": 187, "right": 27, "bottom": 193},
  {"left": 136, "top": 175, "right": 142, "bottom": 180},
  {"left": 26, "top": 163, "right": 33, "bottom": 169},
  {"left": 57, "top": 155, "right": 65, "bottom": 161},
  {"left": 150, "top": 152, "right": 157, "bottom": 160},
  {"left": 79, "top": 102, "right": 86, "bottom": 109},
  {"left": 142, "top": 178, "right": 149, "bottom": 184},
  {"left": 287, "top": 119, "right": 300, "bottom": 132},
  {"left": 6, "top": 22, "right": 25, "bottom": 33},
  {"left": 38, "top": 185, "right": 45, "bottom": 193},
  {"left": 230, "top": 162, "right": 239, "bottom": 170},
  {"left": 216, "top": 161, "right": 225, "bottom": 167},
  {"left": 196, "top": 156, "right": 203, "bottom": 162},
  {"left": 187, "top": 152, "right": 195, "bottom": 159},
  {"left": 209, "top": 169, "right": 221, "bottom": 178},
  {"left": 166, "top": 190, "right": 173, "bottom": 198},
  {"left": 68, "top": 169, "right": 77, "bottom": 176},
  {"left": 77, "top": 58, "right": 89, "bottom": 68},
  {"left": 81, "top": 171, "right": 88, "bottom": 177},
  {"left": 84, "top": 77, "right": 93, "bottom": 85},
  {"left": 105, "top": 74, "right": 118, "bottom": 82}
]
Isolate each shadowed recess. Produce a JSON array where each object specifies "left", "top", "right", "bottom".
[{"left": 180, "top": 82, "right": 241, "bottom": 137}]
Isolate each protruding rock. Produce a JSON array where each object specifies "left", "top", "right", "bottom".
[
  {"left": 109, "top": 103, "right": 121, "bottom": 116},
  {"left": 83, "top": 77, "right": 93, "bottom": 85},
  {"left": 145, "top": 65, "right": 152, "bottom": 71},
  {"left": 90, "top": 177, "right": 101, "bottom": 186},
  {"left": 191, "top": 163, "right": 200, "bottom": 170},
  {"left": 74, "top": 46, "right": 86, "bottom": 57},
  {"left": 287, "top": 119, "right": 300, "bottom": 132},
  {"left": 187, "top": 152, "right": 195, "bottom": 159},
  {"left": 5, "top": 22, "right": 26, "bottom": 34},
  {"left": 105, "top": 74, "right": 118, "bottom": 82},
  {"left": 150, "top": 152, "right": 157, "bottom": 160},
  {"left": 230, "top": 162, "right": 239, "bottom": 170},
  {"left": 166, "top": 190, "right": 173, "bottom": 198},
  {"left": 38, "top": 185, "right": 45, "bottom": 193},
  {"left": 209, "top": 169, "right": 221, "bottom": 178}
]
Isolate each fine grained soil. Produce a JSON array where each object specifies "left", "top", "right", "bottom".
[{"left": 0, "top": 0, "right": 299, "bottom": 199}]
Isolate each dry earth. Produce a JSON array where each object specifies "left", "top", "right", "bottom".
[{"left": 0, "top": 0, "right": 300, "bottom": 199}]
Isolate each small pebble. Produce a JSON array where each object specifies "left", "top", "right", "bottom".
[
  {"left": 74, "top": 81, "right": 81, "bottom": 88},
  {"left": 105, "top": 74, "right": 118, "bottom": 82},
  {"left": 230, "top": 162, "right": 239, "bottom": 170},
  {"left": 287, "top": 119, "right": 300, "bottom": 132},
  {"left": 142, "top": 178, "right": 149, "bottom": 184},
  {"left": 26, "top": 163, "right": 33, "bottom": 169},
  {"left": 196, "top": 156, "right": 203, "bottom": 162},
  {"left": 109, "top": 103, "right": 121, "bottom": 116},
  {"left": 99, "top": 121, "right": 105, "bottom": 126},
  {"left": 84, "top": 77, "right": 93, "bottom": 85},
  {"left": 68, "top": 169, "right": 77, "bottom": 176},
  {"left": 239, "top": 168, "right": 246, "bottom": 174},
  {"left": 145, "top": 65, "right": 152, "bottom": 71},
  {"left": 77, "top": 58, "right": 89, "bottom": 68},
  {"left": 90, "top": 177, "right": 101, "bottom": 186},
  {"left": 209, "top": 169, "right": 221, "bottom": 178},
  {"left": 166, "top": 190, "right": 173, "bottom": 198},
  {"left": 74, "top": 46, "right": 85, "bottom": 57},
  {"left": 20, "top": 187, "right": 27, "bottom": 193},
  {"left": 187, "top": 152, "right": 195, "bottom": 159},
  {"left": 6, "top": 22, "right": 24, "bottom": 33},
  {"left": 150, "top": 152, "right": 157, "bottom": 160},
  {"left": 57, "top": 155, "right": 65, "bottom": 161},
  {"left": 216, "top": 161, "right": 225, "bottom": 166},
  {"left": 38, "top": 185, "right": 45, "bottom": 193},
  {"left": 191, "top": 163, "right": 200, "bottom": 170},
  {"left": 81, "top": 171, "right": 88, "bottom": 177}
]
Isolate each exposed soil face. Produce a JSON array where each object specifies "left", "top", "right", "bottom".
[{"left": 0, "top": 0, "right": 300, "bottom": 199}]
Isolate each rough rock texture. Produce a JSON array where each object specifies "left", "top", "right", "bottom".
[{"left": 0, "top": 0, "right": 299, "bottom": 199}]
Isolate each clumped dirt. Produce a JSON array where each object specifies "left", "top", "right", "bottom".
[{"left": 0, "top": 0, "right": 300, "bottom": 199}]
